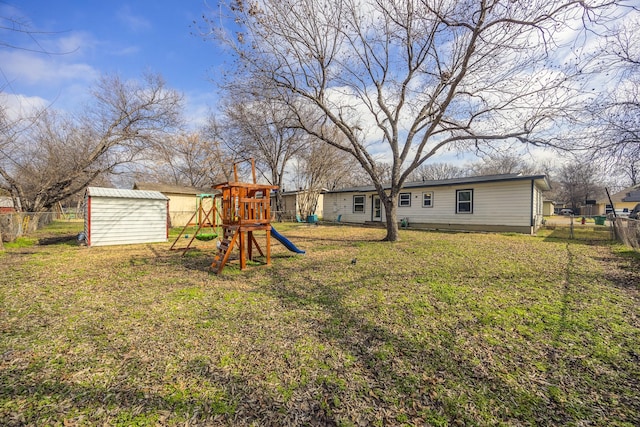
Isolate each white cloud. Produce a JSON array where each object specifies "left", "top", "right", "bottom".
[
  {"left": 0, "top": 50, "right": 98, "bottom": 86},
  {"left": 111, "top": 45, "right": 141, "bottom": 56},
  {"left": 117, "top": 5, "right": 152, "bottom": 32},
  {"left": 0, "top": 92, "right": 49, "bottom": 120}
]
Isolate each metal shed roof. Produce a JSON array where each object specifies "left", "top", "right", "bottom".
[{"left": 85, "top": 187, "right": 168, "bottom": 200}]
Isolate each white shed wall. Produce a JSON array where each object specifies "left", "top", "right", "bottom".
[{"left": 86, "top": 197, "right": 168, "bottom": 247}]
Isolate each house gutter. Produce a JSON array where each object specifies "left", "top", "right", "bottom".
[{"left": 530, "top": 180, "right": 535, "bottom": 228}]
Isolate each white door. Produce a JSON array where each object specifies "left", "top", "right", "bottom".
[{"left": 372, "top": 196, "right": 382, "bottom": 221}]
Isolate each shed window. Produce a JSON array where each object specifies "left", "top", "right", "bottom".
[
  {"left": 353, "top": 195, "right": 365, "bottom": 213},
  {"left": 422, "top": 192, "right": 433, "bottom": 208},
  {"left": 399, "top": 193, "right": 411, "bottom": 207},
  {"left": 456, "top": 189, "right": 473, "bottom": 213}
]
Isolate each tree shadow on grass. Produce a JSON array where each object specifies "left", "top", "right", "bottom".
[
  {"left": 257, "top": 265, "right": 573, "bottom": 426},
  {"left": 37, "top": 234, "right": 80, "bottom": 246},
  {"left": 0, "top": 364, "right": 239, "bottom": 426}
]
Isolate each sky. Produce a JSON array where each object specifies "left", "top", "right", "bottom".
[
  {"left": 2, "top": 1, "right": 635, "bottom": 177},
  {"left": 0, "top": 0, "right": 226, "bottom": 125}
]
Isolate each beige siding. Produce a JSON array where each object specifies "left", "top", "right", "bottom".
[
  {"left": 395, "top": 180, "right": 531, "bottom": 226},
  {"left": 166, "top": 193, "right": 198, "bottom": 227},
  {"left": 274, "top": 193, "right": 325, "bottom": 220},
  {"left": 323, "top": 192, "right": 371, "bottom": 223},
  {"left": 324, "top": 179, "right": 542, "bottom": 233},
  {"left": 543, "top": 201, "right": 555, "bottom": 216}
]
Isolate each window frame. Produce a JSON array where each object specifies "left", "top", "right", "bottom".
[
  {"left": 456, "top": 189, "right": 473, "bottom": 214},
  {"left": 398, "top": 192, "right": 411, "bottom": 207},
  {"left": 353, "top": 195, "right": 365, "bottom": 213},
  {"left": 422, "top": 191, "right": 434, "bottom": 208}
]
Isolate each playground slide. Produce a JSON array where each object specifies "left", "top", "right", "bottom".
[{"left": 270, "top": 227, "right": 305, "bottom": 254}]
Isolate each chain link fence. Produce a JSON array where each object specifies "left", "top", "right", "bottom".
[{"left": 0, "top": 211, "right": 82, "bottom": 242}]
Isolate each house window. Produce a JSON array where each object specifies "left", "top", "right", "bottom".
[
  {"left": 422, "top": 192, "right": 433, "bottom": 208},
  {"left": 399, "top": 193, "right": 411, "bottom": 207},
  {"left": 456, "top": 189, "right": 473, "bottom": 213},
  {"left": 353, "top": 195, "right": 365, "bottom": 213}
]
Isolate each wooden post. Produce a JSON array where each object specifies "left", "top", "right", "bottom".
[
  {"left": 239, "top": 230, "right": 246, "bottom": 270},
  {"left": 266, "top": 226, "right": 271, "bottom": 266}
]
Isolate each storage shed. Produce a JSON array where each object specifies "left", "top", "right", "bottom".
[{"left": 84, "top": 187, "right": 169, "bottom": 247}]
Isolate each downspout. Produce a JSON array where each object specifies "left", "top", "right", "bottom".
[
  {"left": 86, "top": 196, "right": 91, "bottom": 246},
  {"left": 166, "top": 199, "right": 170, "bottom": 240},
  {"left": 530, "top": 180, "right": 535, "bottom": 233}
]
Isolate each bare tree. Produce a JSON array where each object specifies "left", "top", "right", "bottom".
[
  {"left": 468, "top": 154, "right": 538, "bottom": 176},
  {"left": 556, "top": 160, "right": 605, "bottom": 212},
  {"left": 1, "top": 11, "right": 75, "bottom": 54},
  {"left": 135, "top": 132, "right": 229, "bottom": 188},
  {"left": 291, "top": 130, "right": 358, "bottom": 217},
  {"left": 218, "top": 97, "right": 308, "bottom": 218},
  {"left": 585, "top": 16, "right": 640, "bottom": 161},
  {"left": 0, "top": 73, "right": 183, "bottom": 224},
  {"left": 208, "top": 0, "right": 623, "bottom": 241},
  {"left": 616, "top": 159, "right": 640, "bottom": 186},
  {"left": 408, "top": 162, "right": 467, "bottom": 181}
]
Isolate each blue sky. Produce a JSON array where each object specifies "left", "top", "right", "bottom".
[{"left": 0, "top": 1, "right": 225, "bottom": 125}]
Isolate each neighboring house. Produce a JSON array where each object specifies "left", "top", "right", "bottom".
[
  {"left": 323, "top": 173, "right": 551, "bottom": 235},
  {"left": 543, "top": 200, "right": 555, "bottom": 216},
  {"left": 595, "top": 184, "right": 640, "bottom": 216},
  {"left": 84, "top": 187, "right": 169, "bottom": 247},
  {"left": 133, "top": 182, "right": 210, "bottom": 227},
  {"left": 0, "top": 197, "right": 15, "bottom": 213},
  {"left": 272, "top": 189, "right": 325, "bottom": 221}
]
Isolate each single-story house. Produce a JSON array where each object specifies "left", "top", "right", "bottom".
[
  {"left": 322, "top": 173, "right": 551, "bottom": 234},
  {"left": 595, "top": 184, "right": 640, "bottom": 216},
  {"left": 133, "top": 182, "right": 210, "bottom": 227},
  {"left": 84, "top": 187, "right": 169, "bottom": 247},
  {"left": 272, "top": 189, "right": 325, "bottom": 221}
]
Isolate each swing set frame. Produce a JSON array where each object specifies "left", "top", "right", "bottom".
[{"left": 169, "top": 193, "right": 221, "bottom": 253}]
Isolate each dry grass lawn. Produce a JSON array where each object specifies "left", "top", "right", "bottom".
[{"left": 1, "top": 221, "right": 639, "bottom": 426}]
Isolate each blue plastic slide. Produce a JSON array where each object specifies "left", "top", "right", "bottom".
[{"left": 271, "top": 227, "right": 305, "bottom": 254}]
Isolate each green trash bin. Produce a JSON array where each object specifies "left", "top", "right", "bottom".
[{"left": 594, "top": 216, "right": 606, "bottom": 226}]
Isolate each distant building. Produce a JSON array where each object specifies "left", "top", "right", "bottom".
[
  {"left": 0, "top": 197, "right": 15, "bottom": 213},
  {"left": 595, "top": 184, "right": 640, "bottom": 216},
  {"left": 133, "top": 182, "right": 216, "bottom": 227},
  {"left": 543, "top": 200, "right": 555, "bottom": 216},
  {"left": 271, "top": 189, "right": 325, "bottom": 221}
]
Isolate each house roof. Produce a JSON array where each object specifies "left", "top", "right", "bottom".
[
  {"left": 326, "top": 173, "right": 551, "bottom": 193},
  {"left": 133, "top": 182, "right": 209, "bottom": 195},
  {"left": 597, "top": 184, "right": 640, "bottom": 204},
  {"left": 86, "top": 187, "right": 169, "bottom": 200},
  {"left": 0, "top": 197, "right": 14, "bottom": 208}
]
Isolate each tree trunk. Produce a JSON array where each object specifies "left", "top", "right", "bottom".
[
  {"left": 274, "top": 191, "right": 285, "bottom": 222},
  {"left": 382, "top": 197, "right": 399, "bottom": 242}
]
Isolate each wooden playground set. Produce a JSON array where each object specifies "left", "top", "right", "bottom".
[{"left": 169, "top": 159, "right": 304, "bottom": 274}]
